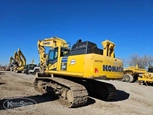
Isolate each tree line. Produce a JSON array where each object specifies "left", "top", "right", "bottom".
[{"left": 122, "top": 54, "right": 153, "bottom": 69}]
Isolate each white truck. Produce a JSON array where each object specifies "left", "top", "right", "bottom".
[{"left": 24, "top": 64, "right": 41, "bottom": 75}]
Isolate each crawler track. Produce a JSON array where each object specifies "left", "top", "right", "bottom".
[
  {"left": 34, "top": 77, "right": 88, "bottom": 108},
  {"left": 93, "top": 81, "right": 117, "bottom": 100},
  {"left": 104, "top": 82, "right": 116, "bottom": 100},
  {"left": 65, "top": 78, "right": 117, "bottom": 101}
]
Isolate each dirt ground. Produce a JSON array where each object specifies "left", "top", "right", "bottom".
[{"left": 0, "top": 71, "right": 153, "bottom": 115}]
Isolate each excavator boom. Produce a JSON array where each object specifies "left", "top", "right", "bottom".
[
  {"left": 8, "top": 56, "right": 16, "bottom": 71},
  {"left": 37, "top": 37, "right": 70, "bottom": 70},
  {"left": 9, "top": 56, "right": 15, "bottom": 65},
  {"left": 18, "top": 49, "right": 26, "bottom": 71},
  {"left": 14, "top": 51, "right": 20, "bottom": 63},
  {"left": 13, "top": 49, "right": 26, "bottom": 73}
]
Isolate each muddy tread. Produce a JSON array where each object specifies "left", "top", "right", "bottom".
[
  {"left": 51, "top": 77, "right": 88, "bottom": 107},
  {"left": 34, "top": 77, "right": 88, "bottom": 108}
]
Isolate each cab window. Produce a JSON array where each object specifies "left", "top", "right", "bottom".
[{"left": 48, "top": 48, "right": 58, "bottom": 60}]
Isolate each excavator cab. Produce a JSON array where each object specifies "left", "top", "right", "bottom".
[
  {"left": 47, "top": 48, "right": 58, "bottom": 65},
  {"left": 46, "top": 47, "right": 70, "bottom": 70}
]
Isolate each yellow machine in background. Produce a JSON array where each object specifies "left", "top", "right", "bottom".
[
  {"left": 7, "top": 49, "right": 26, "bottom": 72},
  {"left": 8, "top": 52, "right": 20, "bottom": 71},
  {"left": 9, "top": 56, "right": 15, "bottom": 65},
  {"left": 5, "top": 56, "right": 16, "bottom": 71},
  {"left": 14, "top": 49, "right": 26, "bottom": 73},
  {"left": 9, "top": 56, "right": 15, "bottom": 71},
  {"left": 9, "top": 56, "right": 16, "bottom": 67},
  {"left": 13, "top": 51, "right": 20, "bottom": 71},
  {"left": 138, "top": 66, "right": 153, "bottom": 85},
  {"left": 14, "top": 51, "right": 20, "bottom": 63},
  {"left": 122, "top": 65, "right": 146, "bottom": 83},
  {"left": 34, "top": 36, "right": 123, "bottom": 108}
]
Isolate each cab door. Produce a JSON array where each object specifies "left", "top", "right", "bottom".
[{"left": 47, "top": 48, "right": 58, "bottom": 70}]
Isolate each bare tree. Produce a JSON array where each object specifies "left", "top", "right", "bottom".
[
  {"left": 121, "top": 58, "right": 129, "bottom": 67},
  {"left": 128, "top": 54, "right": 140, "bottom": 66},
  {"left": 128, "top": 54, "right": 153, "bottom": 68},
  {"left": 145, "top": 55, "right": 153, "bottom": 66}
]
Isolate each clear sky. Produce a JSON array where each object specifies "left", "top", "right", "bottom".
[{"left": 0, "top": 0, "right": 153, "bottom": 65}]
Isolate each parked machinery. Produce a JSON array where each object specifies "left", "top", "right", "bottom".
[
  {"left": 138, "top": 66, "right": 153, "bottom": 85},
  {"left": 14, "top": 49, "right": 26, "bottom": 73},
  {"left": 7, "top": 56, "right": 15, "bottom": 71},
  {"left": 34, "top": 37, "right": 123, "bottom": 108},
  {"left": 8, "top": 51, "right": 20, "bottom": 72},
  {"left": 122, "top": 65, "right": 146, "bottom": 83},
  {"left": 23, "top": 59, "right": 41, "bottom": 75},
  {"left": 9, "top": 49, "right": 40, "bottom": 74}
]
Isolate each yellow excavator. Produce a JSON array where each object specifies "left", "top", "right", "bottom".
[
  {"left": 34, "top": 37, "right": 123, "bottom": 108},
  {"left": 14, "top": 51, "right": 20, "bottom": 63},
  {"left": 8, "top": 56, "right": 16, "bottom": 71},
  {"left": 9, "top": 56, "right": 15, "bottom": 65},
  {"left": 8, "top": 52, "right": 20, "bottom": 72},
  {"left": 14, "top": 49, "right": 26, "bottom": 73},
  {"left": 13, "top": 51, "right": 20, "bottom": 71},
  {"left": 5, "top": 56, "right": 15, "bottom": 71}
]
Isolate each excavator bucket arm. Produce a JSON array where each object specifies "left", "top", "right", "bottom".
[
  {"left": 9, "top": 56, "right": 15, "bottom": 66},
  {"left": 37, "top": 37, "right": 70, "bottom": 69},
  {"left": 14, "top": 49, "right": 26, "bottom": 72}
]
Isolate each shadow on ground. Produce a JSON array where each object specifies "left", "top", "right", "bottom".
[
  {"left": 109, "top": 90, "right": 130, "bottom": 102},
  {"left": 0, "top": 93, "right": 96, "bottom": 110},
  {"left": 89, "top": 89, "right": 130, "bottom": 102},
  {"left": 0, "top": 89, "right": 130, "bottom": 111},
  {"left": 0, "top": 94, "right": 57, "bottom": 111},
  {"left": 0, "top": 83, "right": 5, "bottom": 85}
]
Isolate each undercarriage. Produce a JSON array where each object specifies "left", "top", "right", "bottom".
[{"left": 34, "top": 74, "right": 117, "bottom": 108}]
